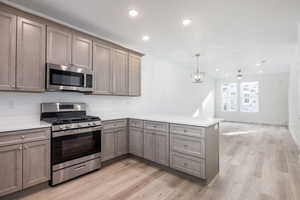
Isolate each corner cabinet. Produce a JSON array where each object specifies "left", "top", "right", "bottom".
[
  {"left": 16, "top": 17, "right": 45, "bottom": 92},
  {"left": 112, "top": 49, "right": 129, "bottom": 95},
  {"left": 0, "top": 128, "right": 50, "bottom": 197}
]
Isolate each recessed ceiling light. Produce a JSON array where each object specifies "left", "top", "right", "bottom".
[
  {"left": 258, "top": 70, "right": 263, "bottom": 73},
  {"left": 182, "top": 19, "right": 192, "bottom": 26},
  {"left": 142, "top": 35, "right": 150, "bottom": 41},
  {"left": 256, "top": 63, "right": 261, "bottom": 66},
  {"left": 216, "top": 68, "right": 220, "bottom": 72},
  {"left": 129, "top": 9, "right": 138, "bottom": 17}
]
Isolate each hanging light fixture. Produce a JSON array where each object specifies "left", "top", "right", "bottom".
[
  {"left": 237, "top": 69, "right": 243, "bottom": 80},
  {"left": 192, "top": 53, "right": 205, "bottom": 83}
]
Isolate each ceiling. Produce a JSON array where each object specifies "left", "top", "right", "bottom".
[{"left": 5, "top": 0, "right": 300, "bottom": 77}]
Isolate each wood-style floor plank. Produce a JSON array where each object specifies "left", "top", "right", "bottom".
[{"left": 2, "top": 122, "right": 300, "bottom": 200}]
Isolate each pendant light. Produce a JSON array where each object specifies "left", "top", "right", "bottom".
[
  {"left": 237, "top": 69, "right": 243, "bottom": 80},
  {"left": 192, "top": 54, "right": 205, "bottom": 83}
]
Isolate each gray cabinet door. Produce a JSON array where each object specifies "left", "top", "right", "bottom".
[
  {"left": 0, "top": 10, "right": 16, "bottom": 91},
  {"left": 129, "top": 127, "right": 143, "bottom": 157},
  {"left": 93, "top": 42, "right": 113, "bottom": 94},
  {"left": 46, "top": 26, "right": 72, "bottom": 66},
  {"left": 101, "top": 130, "right": 116, "bottom": 161},
  {"left": 129, "top": 54, "right": 141, "bottom": 96},
  {"left": 72, "top": 34, "right": 93, "bottom": 69},
  {"left": 155, "top": 132, "right": 169, "bottom": 166},
  {"left": 22, "top": 140, "right": 50, "bottom": 189},
  {"left": 112, "top": 49, "right": 129, "bottom": 95},
  {"left": 115, "top": 128, "right": 128, "bottom": 156},
  {"left": 143, "top": 131, "right": 155, "bottom": 162},
  {"left": 16, "top": 17, "right": 45, "bottom": 92},
  {"left": 0, "top": 144, "right": 22, "bottom": 197}
]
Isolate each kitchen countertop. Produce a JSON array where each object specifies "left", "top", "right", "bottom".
[
  {"left": 101, "top": 113, "right": 221, "bottom": 127},
  {"left": 0, "top": 118, "right": 51, "bottom": 133}
]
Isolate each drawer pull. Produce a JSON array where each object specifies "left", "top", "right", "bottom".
[
  {"left": 74, "top": 165, "right": 86, "bottom": 170},
  {"left": 183, "top": 163, "right": 188, "bottom": 166},
  {"left": 184, "top": 144, "right": 188, "bottom": 148},
  {"left": 184, "top": 130, "right": 187, "bottom": 133}
]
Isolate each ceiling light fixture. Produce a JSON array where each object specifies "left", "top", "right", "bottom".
[
  {"left": 129, "top": 9, "right": 138, "bottom": 17},
  {"left": 216, "top": 68, "right": 220, "bottom": 72},
  {"left": 142, "top": 35, "right": 150, "bottom": 41},
  {"left": 259, "top": 70, "right": 263, "bottom": 73},
  {"left": 192, "top": 54, "right": 205, "bottom": 83},
  {"left": 182, "top": 19, "right": 192, "bottom": 26}
]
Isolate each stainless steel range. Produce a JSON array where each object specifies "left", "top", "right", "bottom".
[{"left": 41, "top": 102, "right": 102, "bottom": 186}]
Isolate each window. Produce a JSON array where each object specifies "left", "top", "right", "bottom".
[
  {"left": 240, "top": 82, "right": 259, "bottom": 112},
  {"left": 222, "top": 83, "right": 238, "bottom": 112},
  {"left": 221, "top": 81, "right": 259, "bottom": 113}
]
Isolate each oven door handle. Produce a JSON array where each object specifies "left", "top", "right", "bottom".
[{"left": 52, "top": 126, "right": 102, "bottom": 138}]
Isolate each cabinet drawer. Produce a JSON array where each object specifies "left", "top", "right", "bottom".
[
  {"left": 103, "top": 119, "right": 127, "bottom": 130},
  {"left": 129, "top": 119, "right": 143, "bottom": 128},
  {"left": 0, "top": 128, "right": 50, "bottom": 147},
  {"left": 144, "top": 121, "right": 168, "bottom": 132},
  {"left": 170, "top": 124, "right": 205, "bottom": 138},
  {"left": 170, "top": 152, "right": 205, "bottom": 179},
  {"left": 171, "top": 134, "right": 205, "bottom": 158}
]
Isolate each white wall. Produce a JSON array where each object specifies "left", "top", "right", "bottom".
[
  {"left": 215, "top": 73, "right": 289, "bottom": 126},
  {"left": 0, "top": 55, "right": 215, "bottom": 121}
]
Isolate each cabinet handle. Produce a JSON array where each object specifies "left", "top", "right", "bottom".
[
  {"left": 183, "top": 163, "right": 187, "bottom": 166},
  {"left": 183, "top": 130, "right": 187, "bottom": 133},
  {"left": 184, "top": 144, "right": 188, "bottom": 148}
]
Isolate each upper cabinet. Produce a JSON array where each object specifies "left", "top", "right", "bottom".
[
  {"left": 112, "top": 49, "right": 129, "bottom": 95},
  {"left": 0, "top": 10, "right": 16, "bottom": 91},
  {"left": 47, "top": 26, "right": 92, "bottom": 69},
  {"left": 16, "top": 17, "right": 45, "bottom": 92},
  {"left": 72, "top": 34, "right": 93, "bottom": 69},
  {"left": 93, "top": 41, "right": 113, "bottom": 94},
  {"left": 46, "top": 26, "right": 72, "bottom": 66},
  {"left": 0, "top": 9, "right": 45, "bottom": 93},
  {"left": 129, "top": 54, "right": 141, "bottom": 96}
]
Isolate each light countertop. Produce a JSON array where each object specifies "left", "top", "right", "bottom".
[
  {"left": 101, "top": 113, "right": 221, "bottom": 127},
  {"left": 0, "top": 118, "right": 51, "bottom": 133}
]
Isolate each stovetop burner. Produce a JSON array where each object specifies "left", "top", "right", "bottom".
[{"left": 44, "top": 115, "right": 100, "bottom": 125}]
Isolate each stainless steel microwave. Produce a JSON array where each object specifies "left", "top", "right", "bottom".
[{"left": 46, "top": 63, "right": 93, "bottom": 93}]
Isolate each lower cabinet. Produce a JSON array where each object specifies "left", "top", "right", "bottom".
[
  {"left": 22, "top": 140, "right": 50, "bottom": 189},
  {"left": 0, "top": 144, "right": 22, "bottom": 197},
  {"left": 0, "top": 128, "right": 50, "bottom": 197},
  {"left": 129, "top": 127, "right": 144, "bottom": 157},
  {"left": 102, "top": 120, "right": 128, "bottom": 162},
  {"left": 143, "top": 130, "right": 169, "bottom": 166}
]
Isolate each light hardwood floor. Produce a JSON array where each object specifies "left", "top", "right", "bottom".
[{"left": 3, "top": 122, "right": 300, "bottom": 200}]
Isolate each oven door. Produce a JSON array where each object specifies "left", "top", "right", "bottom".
[
  {"left": 47, "top": 63, "right": 88, "bottom": 92},
  {"left": 52, "top": 126, "right": 101, "bottom": 166}
]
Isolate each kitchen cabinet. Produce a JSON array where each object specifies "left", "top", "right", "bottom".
[
  {"left": 155, "top": 132, "right": 169, "bottom": 166},
  {"left": 102, "top": 119, "right": 128, "bottom": 162},
  {"left": 112, "top": 49, "right": 129, "bottom": 95},
  {"left": 101, "top": 130, "right": 116, "bottom": 162},
  {"left": 22, "top": 140, "right": 50, "bottom": 189},
  {"left": 115, "top": 128, "right": 128, "bottom": 156},
  {"left": 93, "top": 42, "right": 113, "bottom": 94},
  {"left": 0, "top": 144, "right": 22, "bottom": 197},
  {"left": 129, "top": 127, "right": 144, "bottom": 157},
  {"left": 0, "top": 128, "right": 50, "bottom": 197},
  {"left": 143, "top": 131, "right": 155, "bottom": 162},
  {"left": 0, "top": 10, "right": 16, "bottom": 91},
  {"left": 72, "top": 34, "right": 93, "bottom": 69},
  {"left": 46, "top": 26, "right": 72, "bottom": 66},
  {"left": 16, "top": 17, "right": 45, "bottom": 92},
  {"left": 129, "top": 54, "right": 141, "bottom": 96}
]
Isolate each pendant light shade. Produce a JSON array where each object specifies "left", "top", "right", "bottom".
[{"left": 192, "top": 54, "right": 205, "bottom": 83}]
